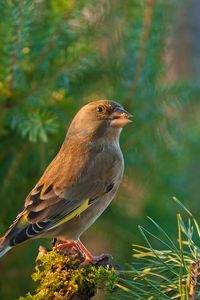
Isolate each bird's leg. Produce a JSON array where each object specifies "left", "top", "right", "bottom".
[
  {"left": 76, "top": 240, "right": 94, "bottom": 261},
  {"left": 77, "top": 239, "right": 113, "bottom": 264},
  {"left": 54, "top": 239, "right": 92, "bottom": 259},
  {"left": 55, "top": 239, "right": 112, "bottom": 265},
  {"left": 54, "top": 239, "right": 86, "bottom": 261},
  {"left": 52, "top": 238, "right": 57, "bottom": 247}
]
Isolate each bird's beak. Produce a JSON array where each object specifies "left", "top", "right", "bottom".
[{"left": 109, "top": 107, "right": 133, "bottom": 128}]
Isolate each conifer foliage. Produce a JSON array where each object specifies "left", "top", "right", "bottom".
[{"left": 0, "top": 1, "right": 200, "bottom": 299}]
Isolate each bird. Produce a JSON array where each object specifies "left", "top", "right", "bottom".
[{"left": 0, "top": 100, "right": 132, "bottom": 262}]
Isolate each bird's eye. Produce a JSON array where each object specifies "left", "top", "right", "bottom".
[{"left": 96, "top": 106, "right": 105, "bottom": 113}]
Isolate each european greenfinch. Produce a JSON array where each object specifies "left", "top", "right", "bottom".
[{"left": 0, "top": 100, "right": 132, "bottom": 261}]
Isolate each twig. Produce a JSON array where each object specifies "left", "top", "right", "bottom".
[{"left": 20, "top": 245, "right": 116, "bottom": 300}]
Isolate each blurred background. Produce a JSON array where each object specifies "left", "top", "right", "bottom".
[{"left": 0, "top": 0, "right": 200, "bottom": 299}]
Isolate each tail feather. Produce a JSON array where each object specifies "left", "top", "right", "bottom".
[
  {"left": 0, "top": 221, "right": 25, "bottom": 258},
  {"left": 0, "top": 237, "right": 12, "bottom": 258},
  {"left": 0, "top": 209, "right": 51, "bottom": 258},
  {"left": 0, "top": 219, "right": 49, "bottom": 258}
]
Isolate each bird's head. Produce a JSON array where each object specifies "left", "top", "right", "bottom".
[{"left": 67, "top": 100, "right": 132, "bottom": 141}]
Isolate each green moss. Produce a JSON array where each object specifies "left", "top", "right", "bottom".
[{"left": 19, "top": 249, "right": 117, "bottom": 300}]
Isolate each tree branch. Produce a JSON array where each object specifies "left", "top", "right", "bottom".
[{"left": 19, "top": 245, "right": 117, "bottom": 300}]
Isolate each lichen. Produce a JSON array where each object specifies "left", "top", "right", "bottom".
[{"left": 19, "top": 247, "right": 117, "bottom": 300}]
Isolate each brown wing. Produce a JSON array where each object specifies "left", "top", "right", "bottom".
[{"left": 4, "top": 144, "right": 122, "bottom": 247}]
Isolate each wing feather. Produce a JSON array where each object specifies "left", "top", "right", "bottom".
[{"left": 4, "top": 144, "right": 121, "bottom": 248}]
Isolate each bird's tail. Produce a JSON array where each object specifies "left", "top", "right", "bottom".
[
  {"left": 0, "top": 211, "right": 28, "bottom": 258},
  {"left": 0, "top": 237, "right": 12, "bottom": 258}
]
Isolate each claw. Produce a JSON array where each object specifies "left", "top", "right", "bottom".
[
  {"left": 79, "top": 253, "right": 113, "bottom": 268},
  {"left": 55, "top": 240, "right": 78, "bottom": 252},
  {"left": 55, "top": 239, "right": 112, "bottom": 267}
]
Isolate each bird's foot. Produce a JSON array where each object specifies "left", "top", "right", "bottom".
[
  {"left": 55, "top": 240, "right": 79, "bottom": 252},
  {"left": 54, "top": 239, "right": 112, "bottom": 267},
  {"left": 91, "top": 253, "right": 113, "bottom": 263},
  {"left": 78, "top": 253, "right": 112, "bottom": 268},
  {"left": 76, "top": 240, "right": 112, "bottom": 267},
  {"left": 54, "top": 240, "right": 85, "bottom": 261},
  {"left": 83, "top": 252, "right": 113, "bottom": 266}
]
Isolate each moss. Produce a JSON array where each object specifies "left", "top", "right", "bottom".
[{"left": 19, "top": 247, "right": 117, "bottom": 300}]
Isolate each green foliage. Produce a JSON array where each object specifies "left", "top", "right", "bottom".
[
  {"left": 116, "top": 199, "right": 200, "bottom": 299},
  {"left": 0, "top": 0, "right": 200, "bottom": 299},
  {"left": 19, "top": 249, "right": 117, "bottom": 300},
  {"left": 10, "top": 108, "right": 59, "bottom": 143}
]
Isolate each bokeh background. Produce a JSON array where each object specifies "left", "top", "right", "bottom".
[{"left": 0, "top": 0, "right": 200, "bottom": 299}]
